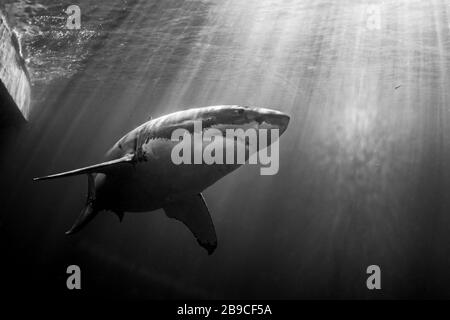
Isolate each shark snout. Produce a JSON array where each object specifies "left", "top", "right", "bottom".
[{"left": 253, "top": 108, "right": 290, "bottom": 134}]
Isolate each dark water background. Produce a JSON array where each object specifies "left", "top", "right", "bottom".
[{"left": 1, "top": 0, "right": 450, "bottom": 299}]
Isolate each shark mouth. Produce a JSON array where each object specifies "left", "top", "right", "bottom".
[
  {"left": 120, "top": 119, "right": 277, "bottom": 165},
  {"left": 135, "top": 119, "right": 274, "bottom": 146}
]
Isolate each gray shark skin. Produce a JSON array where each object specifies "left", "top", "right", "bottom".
[{"left": 34, "top": 105, "right": 290, "bottom": 254}]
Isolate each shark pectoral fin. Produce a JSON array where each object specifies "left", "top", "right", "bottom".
[
  {"left": 164, "top": 194, "right": 217, "bottom": 255},
  {"left": 33, "top": 153, "right": 135, "bottom": 181}
]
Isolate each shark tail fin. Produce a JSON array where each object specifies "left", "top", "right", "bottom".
[
  {"left": 33, "top": 153, "right": 135, "bottom": 181},
  {"left": 66, "top": 173, "right": 99, "bottom": 235},
  {"left": 33, "top": 154, "right": 135, "bottom": 234}
]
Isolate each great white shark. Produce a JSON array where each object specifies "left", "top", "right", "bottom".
[{"left": 34, "top": 105, "right": 290, "bottom": 254}]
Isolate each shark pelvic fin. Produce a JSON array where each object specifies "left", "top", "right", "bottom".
[
  {"left": 33, "top": 153, "right": 135, "bottom": 181},
  {"left": 164, "top": 193, "right": 217, "bottom": 255},
  {"left": 66, "top": 173, "right": 99, "bottom": 235}
]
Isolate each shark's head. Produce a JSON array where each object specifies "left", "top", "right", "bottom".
[
  {"left": 166, "top": 105, "right": 290, "bottom": 135},
  {"left": 108, "top": 105, "right": 290, "bottom": 159}
]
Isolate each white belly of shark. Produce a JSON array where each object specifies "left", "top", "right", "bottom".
[
  {"left": 100, "top": 137, "right": 240, "bottom": 212},
  {"left": 34, "top": 105, "right": 290, "bottom": 254}
]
